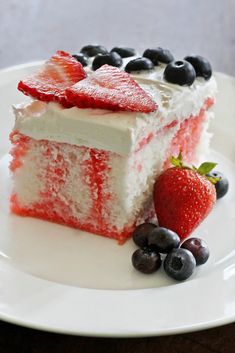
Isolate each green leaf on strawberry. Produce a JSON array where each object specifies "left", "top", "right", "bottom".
[
  {"left": 206, "top": 175, "right": 221, "bottom": 185},
  {"left": 197, "top": 162, "right": 217, "bottom": 175}
]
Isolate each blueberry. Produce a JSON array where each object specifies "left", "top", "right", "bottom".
[
  {"left": 148, "top": 227, "right": 180, "bottom": 254},
  {"left": 80, "top": 44, "right": 108, "bottom": 57},
  {"left": 132, "top": 248, "right": 161, "bottom": 274},
  {"left": 125, "top": 57, "right": 154, "bottom": 73},
  {"left": 111, "top": 47, "right": 136, "bottom": 58},
  {"left": 184, "top": 55, "right": 212, "bottom": 80},
  {"left": 207, "top": 171, "right": 229, "bottom": 199},
  {"left": 132, "top": 223, "right": 157, "bottom": 248},
  {"left": 164, "top": 248, "right": 196, "bottom": 281},
  {"left": 143, "top": 47, "right": 174, "bottom": 65},
  {"left": 72, "top": 53, "right": 89, "bottom": 67},
  {"left": 164, "top": 60, "right": 196, "bottom": 86},
  {"left": 181, "top": 238, "right": 209, "bottom": 265},
  {"left": 92, "top": 52, "right": 123, "bottom": 70}
]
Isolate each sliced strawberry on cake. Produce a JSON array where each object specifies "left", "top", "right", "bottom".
[
  {"left": 18, "top": 50, "right": 87, "bottom": 107},
  {"left": 65, "top": 64, "right": 157, "bottom": 112}
]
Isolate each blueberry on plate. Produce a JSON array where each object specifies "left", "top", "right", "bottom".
[
  {"left": 72, "top": 53, "right": 89, "bottom": 67},
  {"left": 132, "top": 223, "right": 157, "bottom": 248},
  {"left": 111, "top": 47, "right": 136, "bottom": 58},
  {"left": 125, "top": 57, "right": 154, "bottom": 72},
  {"left": 80, "top": 44, "right": 108, "bottom": 57},
  {"left": 132, "top": 248, "right": 162, "bottom": 274},
  {"left": 164, "top": 60, "right": 196, "bottom": 86},
  {"left": 148, "top": 227, "right": 180, "bottom": 254},
  {"left": 181, "top": 238, "right": 209, "bottom": 265},
  {"left": 207, "top": 171, "right": 229, "bottom": 199},
  {"left": 164, "top": 248, "right": 196, "bottom": 281},
  {"left": 184, "top": 55, "right": 212, "bottom": 80},
  {"left": 92, "top": 52, "right": 122, "bottom": 70},
  {"left": 143, "top": 47, "right": 174, "bottom": 65}
]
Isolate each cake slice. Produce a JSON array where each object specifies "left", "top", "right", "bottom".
[{"left": 9, "top": 49, "right": 217, "bottom": 243}]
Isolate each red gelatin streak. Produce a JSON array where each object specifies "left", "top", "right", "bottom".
[{"left": 9, "top": 133, "right": 133, "bottom": 243}]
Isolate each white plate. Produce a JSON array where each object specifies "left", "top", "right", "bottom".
[{"left": 0, "top": 63, "right": 235, "bottom": 337}]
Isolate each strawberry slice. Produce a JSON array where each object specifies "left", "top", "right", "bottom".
[
  {"left": 18, "top": 50, "right": 86, "bottom": 107},
  {"left": 65, "top": 65, "right": 157, "bottom": 113}
]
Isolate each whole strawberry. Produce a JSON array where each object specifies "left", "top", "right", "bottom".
[{"left": 154, "top": 153, "right": 217, "bottom": 239}]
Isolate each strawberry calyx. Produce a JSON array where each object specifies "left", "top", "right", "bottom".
[{"left": 170, "top": 151, "right": 220, "bottom": 184}]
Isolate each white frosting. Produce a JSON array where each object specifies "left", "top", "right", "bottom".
[{"left": 13, "top": 63, "right": 217, "bottom": 155}]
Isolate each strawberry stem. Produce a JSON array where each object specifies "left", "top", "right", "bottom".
[{"left": 170, "top": 151, "right": 184, "bottom": 167}]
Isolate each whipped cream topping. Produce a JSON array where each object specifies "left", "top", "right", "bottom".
[{"left": 13, "top": 59, "right": 217, "bottom": 155}]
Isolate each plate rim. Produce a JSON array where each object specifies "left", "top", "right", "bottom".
[
  {"left": 0, "top": 309, "right": 234, "bottom": 338},
  {"left": 0, "top": 62, "right": 235, "bottom": 337}
]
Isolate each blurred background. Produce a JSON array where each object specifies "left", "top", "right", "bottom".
[{"left": 0, "top": 0, "right": 234, "bottom": 74}]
